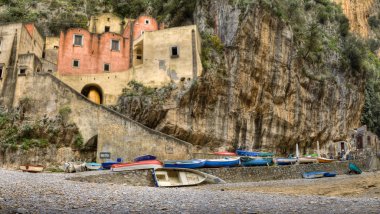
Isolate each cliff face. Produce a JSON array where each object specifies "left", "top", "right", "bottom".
[
  {"left": 117, "top": 0, "right": 367, "bottom": 154},
  {"left": 333, "top": 0, "right": 374, "bottom": 38}
]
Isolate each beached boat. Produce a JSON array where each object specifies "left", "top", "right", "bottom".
[
  {"left": 111, "top": 160, "right": 163, "bottom": 172},
  {"left": 85, "top": 162, "right": 102, "bottom": 170},
  {"left": 240, "top": 157, "right": 273, "bottom": 166},
  {"left": 133, "top": 155, "right": 156, "bottom": 162},
  {"left": 153, "top": 168, "right": 207, "bottom": 187},
  {"left": 298, "top": 157, "right": 318, "bottom": 164},
  {"left": 317, "top": 157, "right": 336, "bottom": 163},
  {"left": 349, "top": 163, "right": 362, "bottom": 174},
  {"left": 236, "top": 149, "right": 274, "bottom": 157},
  {"left": 276, "top": 158, "right": 297, "bottom": 165},
  {"left": 20, "top": 165, "right": 44, "bottom": 173},
  {"left": 101, "top": 161, "right": 119, "bottom": 169},
  {"left": 213, "top": 151, "right": 237, "bottom": 156},
  {"left": 302, "top": 171, "right": 326, "bottom": 179},
  {"left": 163, "top": 159, "right": 206, "bottom": 169},
  {"left": 323, "top": 171, "right": 337, "bottom": 177},
  {"left": 204, "top": 157, "right": 240, "bottom": 168}
]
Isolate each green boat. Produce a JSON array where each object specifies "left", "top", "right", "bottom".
[{"left": 349, "top": 163, "right": 362, "bottom": 174}]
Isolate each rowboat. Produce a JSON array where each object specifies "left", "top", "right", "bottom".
[
  {"left": 213, "top": 151, "right": 237, "bottom": 156},
  {"left": 276, "top": 158, "right": 297, "bottom": 165},
  {"left": 163, "top": 159, "right": 206, "bottom": 169},
  {"left": 133, "top": 155, "right": 156, "bottom": 162},
  {"left": 153, "top": 168, "right": 207, "bottom": 187},
  {"left": 85, "top": 162, "right": 102, "bottom": 170},
  {"left": 111, "top": 160, "right": 163, "bottom": 172},
  {"left": 298, "top": 157, "right": 318, "bottom": 164},
  {"left": 236, "top": 149, "right": 274, "bottom": 157},
  {"left": 20, "top": 165, "right": 44, "bottom": 173},
  {"left": 302, "top": 171, "right": 326, "bottom": 179},
  {"left": 101, "top": 161, "right": 119, "bottom": 169},
  {"left": 240, "top": 157, "right": 273, "bottom": 166},
  {"left": 317, "top": 157, "right": 336, "bottom": 163},
  {"left": 349, "top": 163, "right": 362, "bottom": 174},
  {"left": 204, "top": 157, "right": 240, "bottom": 168},
  {"left": 323, "top": 171, "right": 337, "bottom": 177}
]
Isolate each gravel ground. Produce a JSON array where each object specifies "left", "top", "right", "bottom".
[{"left": 0, "top": 169, "right": 379, "bottom": 214}]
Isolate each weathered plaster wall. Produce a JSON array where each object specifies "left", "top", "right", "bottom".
[
  {"left": 44, "top": 36, "right": 59, "bottom": 68},
  {"left": 132, "top": 16, "right": 159, "bottom": 40},
  {"left": 88, "top": 13, "right": 130, "bottom": 35},
  {"left": 12, "top": 73, "right": 193, "bottom": 162}
]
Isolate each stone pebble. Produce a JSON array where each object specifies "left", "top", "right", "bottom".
[{"left": 0, "top": 169, "right": 379, "bottom": 213}]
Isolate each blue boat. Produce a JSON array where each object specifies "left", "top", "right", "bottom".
[
  {"left": 134, "top": 155, "right": 157, "bottom": 162},
  {"left": 163, "top": 159, "right": 206, "bottom": 169},
  {"left": 101, "top": 161, "right": 119, "bottom": 169},
  {"left": 204, "top": 157, "right": 240, "bottom": 168},
  {"left": 302, "top": 171, "right": 326, "bottom": 179},
  {"left": 323, "top": 171, "right": 337, "bottom": 177},
  {"left": 240, "top": 157, "right": 273, "bottom": 166},
  {"left": 236, "top": 150, "right": 274, "bottom": 157},
  {"left": 349, "top": 163, "right": 362, "bottom": 174},
  {"left": 276, "top": 158, "right": 297, "bottom": 165}
]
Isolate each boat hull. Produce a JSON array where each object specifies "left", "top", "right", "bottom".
[
  {"left": 240, "top": 157, "right": 273, "bottom": 166},
  {"left": 153, "top": 168, "right": 207, "bottom": 187},
  {"left": 213, "top": 152, "right": 237, "bottom": 156},
  {"left": 323, "top": 172, "right": 337, "bottom": 177},
  {"left": 298, "top": 157, "right": 318, "bottom": 164},
  {"left": 236, "top": 150, "right": 274, "bottom": 157},
  {"left": 164, "top": 160, "right": 206, "bottom": 169},
  {"left": 302, "top": 171, "right": 326, "bottom": 179},
  {"left": 101, "top": 161, "right": 119, "bottom": 169},
  {"left": 133, "top": 155, "right": 156, "bottom": 162},
  {"left": 317, "top": 157, "right": 335, "bottom": 163},
  {"left": 349, "top": 163, "right": 362, "bottom": 174},
  {"left": 85, "top": 163, "right": 102, "bottom": 170},
  {"left": 20, "top": 165, "right": 44, "bottom": 173},
  {"left": 276, "top": 158, "right": 297, "bottom": 165},
  {"left": 111, "top": 160, "right": 163, "bottom": 172},
  {"left": 204, "top": 158, "right": 240, "bottom": 168}
]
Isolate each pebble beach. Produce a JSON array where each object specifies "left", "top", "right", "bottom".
[{"left": 0, "top": 169, "right": 379, "bottom": 213}]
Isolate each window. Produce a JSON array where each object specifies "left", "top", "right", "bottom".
[
  {"left": 111, "top": 40, "right": 120, "bottom": 51},
  {"left": 73, "top": 34, "right": 83, "bottom": 46},
  {"left": 104, "top": 63, "right": 110, "bottom": 72},
  {"left": 48, "top": 69, "right": 52, "bottom": 73},
  {"left": 141, "top": 31, "right": 144, "bottom": 36},
  {"left": 171, "top": 46, "right": 179, "bottom": 58},
  {"left": 19, "top": 68, "right": 26, "bottom": 75},
  {"left": 0, "top": 66, "right": 3, "bottom": 79},
  {"left": 73, "top": 60, "right": 80, "bottom": 68},
  {"left": 53, "top": 46, "right": 59, "bottom": 49},
  {"left": 136, "top": 56, "right": 142, "bottom": 60},
  {"left": 107, "top": 18, "right": 110, "bottom": 21},
  {"left": 0, "top": 38, "right": 2, "bottom": 50},
  {"left": 105, "top": 26, "right": 110, "bottom": 32},
  {"left": 145, "top": 19, "right": 150, "bottom": 24}
]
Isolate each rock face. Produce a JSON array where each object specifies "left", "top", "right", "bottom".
[
  {"left": 333, "top": 0, "right": 375, "bottom": 38},
  {"left": 117, "top": 1, "right": 367, "bottom": 155}
]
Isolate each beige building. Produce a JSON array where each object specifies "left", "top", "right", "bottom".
[
  {"left": 42, "top": 36, "right": 59, "bottom": 73},
  {"left": 88, "top": 13, "right": 133, "bottom": 35},
  {"left": 0, "top": 23, "right": 44, "bottom": 108}
]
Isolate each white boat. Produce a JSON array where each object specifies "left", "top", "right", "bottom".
[
  {"left": 20, "top": 165, "right": 44, "bottom": 173},
  {"left": 153, "top": 168, "right": 207, "bottom": 187},
  {"left": 85, "top": 162, "right": 102, "bottom": 170},
  {"left": 298, "top": 157, "right": 318, "bottom": 164}
]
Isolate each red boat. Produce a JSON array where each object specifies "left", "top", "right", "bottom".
[
  {"left": 111, "top": 160, "right": 163, "bottom": 172},
  {"left": 213, "top": 151, "right": 237, "bottom": 156}
]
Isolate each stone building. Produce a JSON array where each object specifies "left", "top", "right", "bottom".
[
  {"left": 56, "top": 13, "right": 202, "bottom": 105},
  {"left": 0, "top": 23, "right": 44, "bottom": 108}
]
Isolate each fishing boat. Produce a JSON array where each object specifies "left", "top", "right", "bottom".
[
  {"left": 133, "top": 155, "right": 156, "bottom": 162},
  {"left": 236, "top": 149, "right": 274, "bottom": 157},
  {"left": 111, "top": 160, "right": 163, "bottom": 172},
  {"left": 317, "top": 157, "right": 336, "bottom": 163},
  {"left": 85, "top": 162, "right": 102, "bottom": 170},
  {"left": 298, "top": 157, "right": 318, "bottom": 164},
  {"left": 240, "top": 157, "right": 273, "bottom": 166},
  {"left": 275, "top": 158, "right": 297, "bottom": 165},
  {"left": 20, "top": 165, "right": 44, "bottom": 173},
  {"left": 101, "top": 161, "right": 119, "bottom": 169},
  {"left": 204, "top": 157, "right": 240, "bottom": 168},
  {"left": 323, "top": 171, "right": 337, "bottom": 177},
  {"left": 153, "top": 168, "right": 207, "bottom": 187},
  {"left": 163, "top": 159, "right": 206, "bottom": 169},
  {"left": 349, "top": 163, "right": 362, "bottom": 174},
  {"left": 302, "top": 171, "right": 327, "bottom": 179},
  {"left": 213, "top": 151, "right": 237, "bottom": 156}
]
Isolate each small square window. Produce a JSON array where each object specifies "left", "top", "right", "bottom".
[
  {"left": 53, "top": 46, "right": 59, "bottom": 49},
  {"left": 105, "top": 26, "right": 110, "bottom": 32},
  {"left": 171, "top": 46, "right": 179, "bottom": 58},
  {"left": 48, "top": 69, "right": 52, "bottom": 73},
  {"left": 0, "top": 66, "right": 3, "bottom": 79},
  {"left": 111, "top": 40, "right": 120, "bottom": 51},
  {"left": 136, "top": 56, "right": 142, "bottom": 60},
  {"left": 145, "top": 19, "right": 150, "bottom": 24},
  {"left": 19, "top": 68, "right": 26, "bottom": 75},
  {"left": 73, "top": 60, "right": 80, "bottom": 68},
  {"left": 73, "top": 35, "right": 83, "bottom": 46},
  {"left": 104, "top": 63, "right": 110, "bottom": 72}
]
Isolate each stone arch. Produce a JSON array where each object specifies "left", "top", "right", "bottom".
[{"left": 81, "top": 84, "right": 104, "bottom": 104}]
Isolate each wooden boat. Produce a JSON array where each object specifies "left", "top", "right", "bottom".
[
  {"left": 317, "top": 157, "right": 336, "bottom": 163},
  {"left": 298, "top": 157, "right": 318, "bottom": 164},
  {"left": 153, "top": 168, "right": 207, "bottom": 187},
  {"left": 323, "top": 171, "right": 337, "bottom": 177},
  {"left": 240, "top": 157, "right": 273, "bottom": 166},
  {"left": 276, "top": 158, "right": 297, "bottom": 165},
  {"left": 302, "top": 171, "right": 326, "bottom": 179},
  {"left": 111, "top": 160, "right": 163, "bottom": 172},
  {"left": 349, "top": 163, "right": 362, "bottom": 174},
  {"left": 236, "top": 149, "right": 274, "bottom": 157},
  {"left": 101, "top": 161, "right": 119, "bottom": 169},
  {"left": 204, "top": 157, "right": 240, "bottom": 168},
  {"left": 133, "top": 155, "right": 156, "bottom": 162},
  {"left": 20, "top": 165, "right": 44, "bottom": 173},
  {"left": 163, "top": 159, "right": 206, "bottom": 169},
  {"left": 85, "top": 162, "right": 102, "bottom": 170},
  {"left": 213, "top": 151, "right": 237, "bottom": 156}
]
